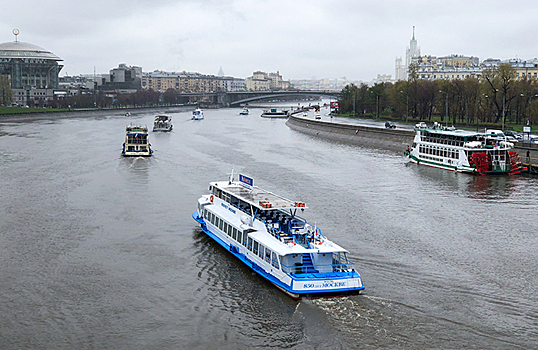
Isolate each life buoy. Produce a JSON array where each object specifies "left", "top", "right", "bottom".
[
  {"left": 406, "top": 146, "right": 410, "bottom": 152},
  {"left": 210, "top": 195, "right": 214, "bottom": 202}
]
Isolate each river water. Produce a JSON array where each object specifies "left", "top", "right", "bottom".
[{"left": 1, "top": 105, "right": 537, "bottom": 349}]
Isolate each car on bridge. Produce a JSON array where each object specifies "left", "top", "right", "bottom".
[{"left": 385, "top": 121, "right": 396, "bottom": 129}]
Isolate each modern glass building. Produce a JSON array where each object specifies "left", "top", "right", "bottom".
[{"left": 0, "top": 39, "right": 63, "bottom": 106}]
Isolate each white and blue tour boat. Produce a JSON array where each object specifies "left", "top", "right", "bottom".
[
  {"left": 192, "top": 108, "right": 204, "bottom": 120},
  {"left": 192, "top": 172, "right": 365, "bottom": 299},
  {"left": 121, "top": 124, "right": 153, "bottom": 157},
  {"left": 405, "top": 123, "right": 525, "bottom": 175}
]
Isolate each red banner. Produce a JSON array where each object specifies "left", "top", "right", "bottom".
[{"left": 330, "top": 102, "right": 339, "bottom": 108}]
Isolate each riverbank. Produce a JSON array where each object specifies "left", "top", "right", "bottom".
[
  {"left": 286, "top": 114, "right": 414, "bottom": 152},
  {"left": 286, "top": 114, "right": 538, "bottom": 174},
  {"left": 0, "top": 104, "right": 194, "bottom": 123}
]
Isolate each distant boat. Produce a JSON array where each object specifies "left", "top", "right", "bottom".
[
  {"left": 192, "top": 108, "right": 204, "bottom": 120},
  {"left": 261, "top": 108, "right": 289, "bottom": 118},
  {"left": 153, "top": 115, "right": 173, "bottom": 132},
  {"left": 122, "top": 124, "right": 153, "bottom": 157},
  {"left": 239, "top": 107, "right": 249, "bottom": 115}
]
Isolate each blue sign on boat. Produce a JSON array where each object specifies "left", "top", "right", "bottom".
[{"left": 239, "top": 174, "right": 253, "bottom": 188}]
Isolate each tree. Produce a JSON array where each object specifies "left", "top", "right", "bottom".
[
  {"left": 0, "top": 74, "right": 13, "bottom": 106},
  {"left": 482, "top": 63, "right": 517, "bottom": 125}
]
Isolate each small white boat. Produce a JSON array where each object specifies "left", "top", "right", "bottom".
[
  {"left": 192, "top": 108, "right": 204, "bottom": 120},
  {"left": 153, "top": 115, "right": 173, "bottom": 132},
  {"left": 122, "top": 124, "right": 153, "bottom": 157},
  {"left": 239, "top": 107, "right": 249, "bottom": 115},
  {"left": 315, "top": 113, "right": 321, "bottom": 120},
  {"left": 192, "top": 172, "right": 365, "bottom": 299}
]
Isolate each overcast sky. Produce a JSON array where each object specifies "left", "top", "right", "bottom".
[{"left": 3, "top": 0, "right": 538, "bottom": 82}]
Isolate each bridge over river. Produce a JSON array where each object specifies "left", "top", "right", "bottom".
[{"left": 174, "top": 90, "right": 339, "bottom": 107}]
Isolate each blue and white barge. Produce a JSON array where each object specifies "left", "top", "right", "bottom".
[{"left": 192, "top": 173, "right": 365, "bottom": 299}]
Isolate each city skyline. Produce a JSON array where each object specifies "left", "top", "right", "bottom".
[{"left": 3, "top": 0, "right": 538, "bottom": 81}]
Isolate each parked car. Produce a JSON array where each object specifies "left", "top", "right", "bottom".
[
  {"left": 385, "top": 121, "right": 396, "bottom": 129},
  {"left": 504, "top": 130, "right": 521, "bottom": 139},
  {"left": 415, "top": 122, "right": 428, "bottom": 128}
]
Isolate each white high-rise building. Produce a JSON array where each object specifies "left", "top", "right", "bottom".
[{"left": 395, "top": 27, "right": 420, "bottom": 81}]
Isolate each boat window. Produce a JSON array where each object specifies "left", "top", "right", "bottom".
[
  {"left": 258, "top": 244, "right": 264, "bottom": 259},
  {"left": 271, "top": 252, "right": 280, "bottom": 269},
  {"left": 230, "top": 226, "right": 235, "bottom": 237},
  {"left": 248, "top": 237, "right": 253, "bottom": 251},
  {"left": 242, "top": 233, "right": 248, "bottom": 247},
  {"left": 265, "top": 248, "right": 272, "bottom": 263},
  {"left": 232, "top": 228, "right": 237, "bottom": 240},
  {"left": 237, "top": 231, "right": 242, "bottom": 243},
  {"left": 253, "top": 241, "right": 259, "bottom": 255},
  {"left": 224, "top": 222, "right": 229, "bottom": 234},
  {"left": 218, "top": 218, "right": 223, "bottom": 231},
  {"left": 230, "top": 195, "right": 240, "bottom": 208}
]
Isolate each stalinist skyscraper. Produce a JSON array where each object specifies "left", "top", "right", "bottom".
[{"left": 395, "top": 26, "right": 420, "bottom": 81}]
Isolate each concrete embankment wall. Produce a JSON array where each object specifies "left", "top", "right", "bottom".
[{"left": 286, "top": 115, "right": 414, "bottom": 153}]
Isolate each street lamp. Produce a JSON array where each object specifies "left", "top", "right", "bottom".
[
  {"left": 496, "top": 88, "right": 506, "bottom": 131},
  {"left": 400, "top": 90, "right": 409, "bottom": 123},
  {"left": 522, "top": 93, "right": 538, "bottom": 125},
  {"left": 376, "top": 94, "right": 379, "bottom": 119},
  {"left": 439, "top": 90, "right": 448, "bottom": 127}
]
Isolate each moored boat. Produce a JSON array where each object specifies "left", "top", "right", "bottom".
[
  {"left": 122, "top": 124, "right": 153, "bottom": 157},
  {"left": 153, "top": 115, "right": 173, "bottom": 132},
  {"left": 192, "top": 172, "right": 365, "bottom": 299},
  {"left": 261, "top": 108, "right": 289, "bottom": 118},
  {"left": 405, "top": 123, "right": 526, "bottom": 175},
  {"left": 192, "top": 108, "right": 204, "bottom": 120}
]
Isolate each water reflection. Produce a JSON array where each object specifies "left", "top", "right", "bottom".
[
  {"left": 190, "top": 228, "right": 306, "bottom": 348},
  {"left": 409, "top": 163, "right": 520, "bottom": 200}
]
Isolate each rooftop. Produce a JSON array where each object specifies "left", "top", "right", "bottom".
[{"left": 0, "top": 41, "right": 62, "bottom": 61}]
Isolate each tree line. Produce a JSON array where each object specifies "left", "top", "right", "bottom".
[{"left": 338, "top": 64, "right": 538, "bottom": 128}]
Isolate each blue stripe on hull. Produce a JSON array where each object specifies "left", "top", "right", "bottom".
[{"left": 192, "top": 211, "right": 364, "bottom": 298}]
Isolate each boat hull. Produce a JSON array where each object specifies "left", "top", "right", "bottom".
[
  {"left": 192, "top": 211, "right": 364, "bottom": 299},
  {"left": 405, "top": 151, "right": 525, "bottom": 175},
  {"left": 122, "top": 151, "right": 153, "bottom": 157},
  {"left": 153, "top": 126, "right": 172, "bottom": 132}
]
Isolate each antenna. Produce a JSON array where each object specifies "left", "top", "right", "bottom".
[
  {"left": 227, "top": 167, "right": 235, "bottom": 184},
  {"left": 13, "top": 29, "right": 19, "bottom": 42}
]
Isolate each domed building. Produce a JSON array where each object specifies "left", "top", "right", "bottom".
[{"left": 0, "top": 32, "right": 63, "bottom": 107}]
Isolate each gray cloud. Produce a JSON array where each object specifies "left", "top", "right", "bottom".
[{"left": 3, "top": 0, "right": 538, "bottom": 81}]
